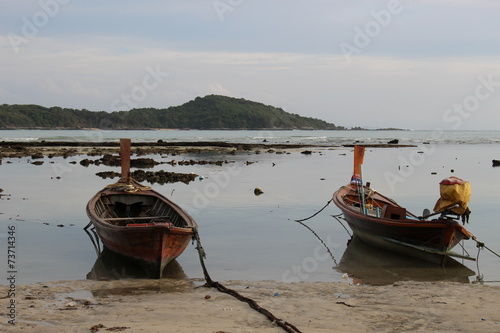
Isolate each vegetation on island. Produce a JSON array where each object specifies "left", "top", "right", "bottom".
[{"left": 0, "top": 95, "right": 344, "bottom": 130}]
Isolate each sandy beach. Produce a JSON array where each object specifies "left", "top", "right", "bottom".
[{"left": 1, "top": 278, "right": 499, "bottom": 332}]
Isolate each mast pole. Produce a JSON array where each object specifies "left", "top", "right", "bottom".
[
  {"left": 120, "top": 138, "right": 131, "bottom": 183},
  {"left": 351, "top": 145, "right": 366, "bottom": 214},
  {"left": 360, "top": 165, "right": 366, "bottom": 214}
]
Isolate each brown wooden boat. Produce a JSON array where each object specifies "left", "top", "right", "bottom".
[
  {"left": 86, "top": 139, "right": 197, "bottom": 278},
  {"left": 333, "top": 146, "right": 474, "bottom": 265}
]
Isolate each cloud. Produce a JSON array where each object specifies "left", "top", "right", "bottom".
[
  {"left": 1, "top": 1, "right": 500, "bottom": 129},
  {"left": 208, "top": 82, "right": 232, "bottom": 96},
  {"left": 2, "top": 34, "right": 499, "bottom": 129}
]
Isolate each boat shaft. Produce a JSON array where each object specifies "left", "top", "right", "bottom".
[{"left": 120, "top": 138, "right": 131, "bottom": 181}]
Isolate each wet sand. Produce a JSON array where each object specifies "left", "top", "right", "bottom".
[{"left": 1, "top": 278, "right": 499, "bottom": 332}]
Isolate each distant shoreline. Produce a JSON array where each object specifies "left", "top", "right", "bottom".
[{"left": 0, "top": 127, "right": 409, "bottom": 131}]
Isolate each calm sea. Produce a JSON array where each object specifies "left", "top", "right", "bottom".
[
  {"left": 2, "top": 129, "right": 500, "bottom": 145},
  {"left": 1, "top": 130, "right": 499, "bottom": 286}
]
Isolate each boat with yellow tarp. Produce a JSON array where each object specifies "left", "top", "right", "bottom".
[{"left": 333, "top": 146, "right": 475, "bottom": 265}]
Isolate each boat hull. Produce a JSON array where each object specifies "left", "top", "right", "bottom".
[
  {"left": 333, "top": 185, "right": 473, "bottom": 264},
  {"left": 92, "top": 223, "right": 193, "bottom": 278},
  {"left": 342, "top": 217, "right": 467, "bottom": 264},
  {"left": 86, "top": 183, "right": 197, "bottom": 278}
]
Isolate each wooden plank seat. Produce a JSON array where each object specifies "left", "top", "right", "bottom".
[{"left": 103, "top": 216, "right": 171, "bottom": 221}]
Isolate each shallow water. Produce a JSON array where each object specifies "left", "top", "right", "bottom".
[{"left": 1, "top": 139, "right": 499, "bottom": 286}]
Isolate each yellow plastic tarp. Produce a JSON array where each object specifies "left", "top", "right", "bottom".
[{"left": 433, "top": 178, "right": 471, "bottom": 215}]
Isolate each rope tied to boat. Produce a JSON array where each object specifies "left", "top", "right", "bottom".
[
  {"left": 471, "top": 234, "right": 500, "bottom": 259},
  {"left": 294, "top": 219, "right": 338, "bottom": 265},
  {"left": 331, "top": 213, "right": 352, "bottom": 238},
  {"left": 291, "top": 198, "right": 340, "bottom": 265},
  {"left": 294, "top": 198, "right": 333, "bottom": 222},
  {"left": 192, "top": 228, "right": 302, "bottom": 333}
]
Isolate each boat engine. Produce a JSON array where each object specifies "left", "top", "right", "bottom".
[{"left": 433, "top": 176, "right": 471, "bottom": 224}]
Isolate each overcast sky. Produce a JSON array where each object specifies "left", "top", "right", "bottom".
[{"left": 1, "top": 0, "right": 500, "bottom": 130}]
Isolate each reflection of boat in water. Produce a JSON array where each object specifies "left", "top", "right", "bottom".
[
  {"left": 336, "top": 237, "right": 476, "bottom": 286},
  {"left": 86, "top": 245, "right": 192, "bottom": 299},
  {"left": 86, "top": 247, "right": 188, "bottom": 281}
]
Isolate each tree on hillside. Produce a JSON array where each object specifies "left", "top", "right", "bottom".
[{"left": 0, "top": 95, "right": 341, "bottom": 130}]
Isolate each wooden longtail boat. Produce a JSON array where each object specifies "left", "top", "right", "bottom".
[
  {"left": 333, "top": 146, "right": 474, "bottom": 265},
  {"left": 86, "top": 139, "right": 197, "bottom": 278}
]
